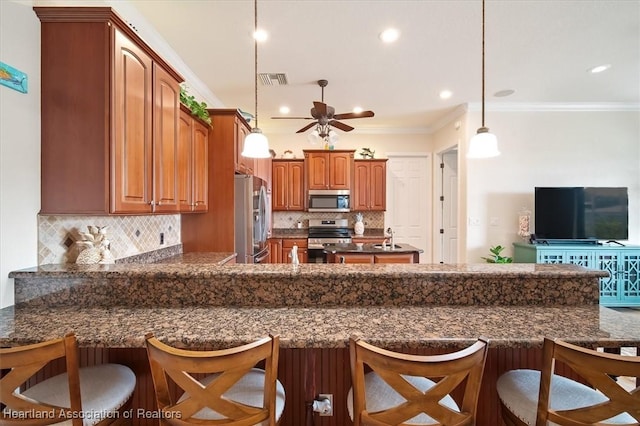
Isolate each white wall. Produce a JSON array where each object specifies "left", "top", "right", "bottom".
[
  {"left": 465, "top": 109, "right": 640, "bottom": 263},
  {"left": 0, "top": 0, "right": 41, "bottom": 308}
]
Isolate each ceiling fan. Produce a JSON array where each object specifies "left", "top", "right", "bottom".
[{"left": 272, "top": 79, "right": 374, "bottom": 136}]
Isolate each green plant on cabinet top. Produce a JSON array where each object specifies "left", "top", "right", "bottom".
[{"left": 180, "top": 86, "right": 211, "bottom": 125}]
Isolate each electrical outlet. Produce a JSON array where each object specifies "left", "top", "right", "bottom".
[
  {"left": 160, "top": 232, "right": 165, "bottom": 245},
  {"left": 318, "top": 393, "right": 333, "bottom": 416}
]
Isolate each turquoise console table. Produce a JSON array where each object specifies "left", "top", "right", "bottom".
[{"left": 513, "top": 242, "right": 640, "bottom": 307}]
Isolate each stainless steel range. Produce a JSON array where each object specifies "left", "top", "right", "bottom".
[{"left": 307, "top": 219, "right": 352, "bottom": 263}]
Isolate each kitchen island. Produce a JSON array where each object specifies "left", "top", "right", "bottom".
[
  {"left": 4, "top": 257, "right": 638, "bottom": 426},
  {"left": 324, "top": 242, "right": 423, "bottom": 263}
]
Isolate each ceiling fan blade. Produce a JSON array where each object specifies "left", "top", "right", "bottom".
[
  {"left": 313, "top": 101, "right": 328, "bottom": 117},
  {"left": 271, "top": 116, "right": 314, "bottom": 120},
  {"left": 296, "top": 121, "right": 319, "bottom": 133},
  {"left": 333, "top": 110, "right": 375, "bottom": 120},
  {"left": 329, "top": 120, "right": 354, "bottom": 132}
]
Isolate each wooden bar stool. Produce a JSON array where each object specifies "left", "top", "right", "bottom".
[
  {"left": 347, "top": 336, "right": 489, "bottom": 426},
  {"left": 497, "top": 337, "right": 640, "bottom": 425},
  {"left": 144, "top": 333, "right": 285, "bottom": 426},
  {"left": 0, "top": 332, "right": 136, "bottom": 426}
]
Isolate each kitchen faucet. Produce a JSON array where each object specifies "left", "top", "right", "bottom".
[{"left": 386, "top": 228, "right": 395, "bottom": 249}]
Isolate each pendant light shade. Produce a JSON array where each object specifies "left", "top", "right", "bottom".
[
  {"left": 468, "top": 127, "right": 500, "bottom": 158},
  {"left": 242, "top": 128, "right": 270, "bottom": 158},
  {"left": 242, "top": 0, "right": 270, "bottom": 159},
  {"left": 467, "top": 0, "right": 499, "bottom": 159}
]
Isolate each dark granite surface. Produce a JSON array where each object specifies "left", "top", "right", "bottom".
[
  {"left": 271, "top": 229, "right": 308, "bottom": 239},
  {"left": 1, "top": 304, "right": 638, "bottom": 350},
  {"left": 5, "top": 254, "right": 629, "bottom": 350},
  {"left": 323, "top": 242, "right": 423, "bottom": 254},
  {"left": 11, "top": 263, "right": 604, "bottom": 307}
]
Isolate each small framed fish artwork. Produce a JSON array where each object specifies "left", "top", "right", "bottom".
[{"left": 0, "top": 61, "right": 28, "bottom": 94}]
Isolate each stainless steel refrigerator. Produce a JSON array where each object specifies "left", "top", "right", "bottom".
[{"left": 234, "top": 175, "right": 269, "bottom": 263}]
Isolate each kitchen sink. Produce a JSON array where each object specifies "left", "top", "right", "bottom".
[{"left": 372, "top": 244, "right": 402, "bottom": 250}]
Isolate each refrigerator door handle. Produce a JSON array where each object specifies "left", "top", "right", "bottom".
[{"left": 255, "top": 249, "right": 270, "bottom": 264}]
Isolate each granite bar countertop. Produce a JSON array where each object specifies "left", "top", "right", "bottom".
[
  {"left": 153, "top": 252, "right": 236, "bottom": 265},
  {"left": 10, "top": 263, "right": 605, "bottom": 307},
  {"left": 271, "top": 229, "right": 308, "bottom": 239},
  {"left": 323, "top": 242, "right": 423, "bottom": 254},
  {"left": 1, "top": 304, "right": 638, "bottom": 350}
]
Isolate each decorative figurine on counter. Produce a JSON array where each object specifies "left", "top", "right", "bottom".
[
  {"left": 359, "top": 147, "right": 375, "bottom": 159},
  {"left": 75, "top": 225, "right": 115, "bottom": 264},
  {"left": 354, "top": 213, "right": 365, "bottom": 236}
]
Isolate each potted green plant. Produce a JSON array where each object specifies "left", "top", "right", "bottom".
[
  {"left": 482, "top": 245, "right": 513, "bottom": 263},
  {"left": 180, "top": 86, "right": 211, "bottom": 125}
]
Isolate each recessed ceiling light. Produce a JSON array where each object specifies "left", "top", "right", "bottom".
[
  {"left": 379, "top": 28, "right": 400, "bottom": 43},
  {"left": 253, "top": 29, "right": 268, "bottom": 42},
  {"left": 588, "top": 64, "right": 611, "bottom": 74},
  {"left": 353, "top": 106, "right": 363, "bottom": 114},
  {"left": 439, "top": 90, "right": 453, "bottom": 100},
  {"left": 279, "top": 106, "right": 290, "bottom": 114},
  {"left": 494, "top": 89, "right": 515, "bottom": 97}
]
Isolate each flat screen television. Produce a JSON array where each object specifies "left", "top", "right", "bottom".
[{"left": 534, "top": 187, "right": 628, "bottom": 242}]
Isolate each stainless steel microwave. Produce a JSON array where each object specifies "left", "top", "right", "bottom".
[{"left": 308, "top": 189, "right": 350, "bottom": 212}]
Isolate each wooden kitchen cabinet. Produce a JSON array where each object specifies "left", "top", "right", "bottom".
[
  {"left": 36, "top": 7, "right": 184, "bottom": 215},
  {"left": 353, "top": 159, "right": 387, "bottom": 211},
  {"left": 181, "top": 109, "right": 250, "bottom": 253},
  {"left": 178, "top": 105, "right": 209, "bottom": 212},
  {"left": 272, "top": 160, "right": 305, "bottom": 211},
  {"left": 268, "top": 238, "right": 283, "bottom": 263},
  {"left": 334, "top": 253, "right": 375, "bottom": 264},
  {"left": 235, "top": 121, "right": 254, "bottom": 175},
  {"left": 304, "top": 150, "right": 354, "bottom": 190},
  {"left": 374, "top": 253, "right": 416, "bottom": 263},
  {"left": 282, "top": 239, "right": 308, "bottom": 264}
]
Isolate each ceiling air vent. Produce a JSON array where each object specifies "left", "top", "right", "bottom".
[{"left": 258, "top": 73, "right": 288, "bottom": 86}]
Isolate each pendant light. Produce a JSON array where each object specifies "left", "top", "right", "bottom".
[
  {"left": 467, "top": 0, "right": 500, "bottom": 158},
  {"left": 241, "top": 0, "right": 270, "bottom": 158}
]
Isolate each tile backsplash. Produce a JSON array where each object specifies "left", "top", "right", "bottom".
[
  {"left": 272, "top": 211, "right": 384, "bottom": 230},
  {"left": 38, "top": 215, "right": 181, "bottom": 265}
]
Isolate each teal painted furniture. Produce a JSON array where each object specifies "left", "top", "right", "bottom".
[{"left": 513, "top": 242, "right": 640, "bottom": 307}]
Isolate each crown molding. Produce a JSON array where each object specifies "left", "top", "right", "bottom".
[{"left": 467, "top": 102, "right": 640, "bottom": 112}]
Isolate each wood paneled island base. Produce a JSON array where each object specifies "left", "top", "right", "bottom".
[{"left": 5, "top": 260, "right": 639, "bottom": 425}]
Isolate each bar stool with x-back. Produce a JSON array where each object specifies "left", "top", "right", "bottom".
[
  {"left": 145, "top": 333, "right": 286, "bottom": 426},
  {"left": 497, "top": 337, "right": 640, "bottom": 425},
  {"left": 0, "top": 332, "right": 136, "bottom": 426},
  {"left": 348, "top": 336, "right": 489, "bottom": 426}
]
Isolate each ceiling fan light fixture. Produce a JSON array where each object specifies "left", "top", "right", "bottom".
[
  {"left": 307, "top": 129, "right": 320, "bottom": 145},
  {"left": 243, "top": 0, "right": 270, "bottom": 159}
]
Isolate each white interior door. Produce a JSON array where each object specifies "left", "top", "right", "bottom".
[
  {"left": 440, "top": 150, "right": 458, "bottom": 263},
  {"left": 386, "top": 153, "right": 431, "bottom": 263}
]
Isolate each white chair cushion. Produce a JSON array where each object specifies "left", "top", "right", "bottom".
[
  {"left": 22, "top": 363, "right": 136, "bottom": 426},
  {"left": 177, "top": 367, "right": 286, "bottom": 426},
  {"left": 496, "top": 369, "right": 637, "bottom": 425},
  {"left": 347, "top": 372, "right": 460, "bottom": 425}
]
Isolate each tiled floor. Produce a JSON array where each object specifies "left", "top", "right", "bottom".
[{"left": 609, "top": 307, "right": 639, "bottom": 391}]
